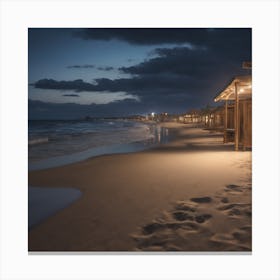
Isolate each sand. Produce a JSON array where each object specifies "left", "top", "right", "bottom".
[{"left": 28, "top": 123, "right": 252, "bottom": 252}]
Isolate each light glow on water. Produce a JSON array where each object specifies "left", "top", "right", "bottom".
[
  {"left": 28, "top": 186, "right": 82, "bottom": 229},
  {"left": 28, "top": 120, "right": 170, "bottom": 170}
]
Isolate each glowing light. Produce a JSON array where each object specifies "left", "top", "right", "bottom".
[{"left": 151, "top": 112, "right": 155, "bottom": 117}]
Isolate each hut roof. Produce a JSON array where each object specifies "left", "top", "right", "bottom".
[{"left": 214, "top": 75, "right": 252, "bottom": 102}]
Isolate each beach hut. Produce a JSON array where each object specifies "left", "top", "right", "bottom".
[
  {"left": 200, "top": 106, "right": 213, "bottom": 127},
  {"left": 212, "top": 106, "right": 224, "bottom": 129},
  {"left": 201, "top": 106, "right": 223, "bottom": 129},
  {"left": 214, "top": 75, "right": 252, "bottom": 151},
  {"left": 183, "top": 109, "right": 202, "bottom": 124}
]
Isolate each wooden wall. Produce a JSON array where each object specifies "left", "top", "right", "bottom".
[{"left": 238, "top": 99, "right": 252, "bottom": 149}]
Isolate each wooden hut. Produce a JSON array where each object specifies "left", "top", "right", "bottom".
[
  {"left": 201, "top": 106, "right": 224, "bottom": 129},
  {"left": 200, "top": 106, "right": 214, "bottom": 127},
  {"left": 214, "top": 75, "right": 252, "bottom": 151},
  {"left": 183, "top": 109, "right": 202, "bottom": 124},
  {"left": 212, "top": 106, "right": 224, "bottom": 129}
]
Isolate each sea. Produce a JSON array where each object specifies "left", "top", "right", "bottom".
[{"left": 28, "top": 119, "right": 170, "bottom": 170}]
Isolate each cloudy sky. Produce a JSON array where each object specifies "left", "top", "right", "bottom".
[{"left": 29, "top": 28, "right": 251, "bottom": 119}]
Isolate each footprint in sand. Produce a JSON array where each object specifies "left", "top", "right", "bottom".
[
  {"left": 217, "top": 199, "right": 251, "bottom": 218},
  {"left": 218, "top": 203, "right": 251, "bottom": 211},
  {"left": 190, "top": 196, "right": 212, "bottom": 203},
  {"left": 133, "top": 232, "right": 171, "bottom": 249},
  {"left": 142, "top": 222, "right": 166, "bottom": 235},
  {"left": 174, "top": 201, "right": 196, "bottom": 212},
  {"left": 133, "top": 196, "right": 214, "bottom": 250},
  {"left": 209, "top": 227, "right": 251, "bottom": 251},
  {"left": 220, "top": 197, "right": 229, "bottom": 203},
  {"left": 195, "top": 214, "right": 212, "bottom": 223},
  {"left": 225, "top": 184, "right": 243, "bottom": 193},
  {"left": 232, "top": 230, "right": 251, "bottom": 243},
  {"left": 215, "top": 184, "right": 252, "bottom": 217},
  {"left": 172, "top": 211, "right": 194, "bottom": 221},
  {"left": 133, "top": 185, "right": 251, "bottom": 251}
]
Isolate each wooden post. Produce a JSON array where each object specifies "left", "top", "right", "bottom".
[
  {"left": 224, "top": 100, "right": 228, "bottom": 143},
  {"left": 243, "top": 100, "right": 247, "bottom": 151},
  {"left": 234, "top": 82, "right": 239, "bottom": 151}
]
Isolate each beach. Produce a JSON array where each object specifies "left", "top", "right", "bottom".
[{"left": 28, "top": 123, "right": 252, "bottom": 252}]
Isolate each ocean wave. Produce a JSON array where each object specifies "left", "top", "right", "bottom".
[
  {"left": 28, "top": 137, "right": 49, "bottom": 145},
  {"left": 28, "top": 120, "right": 166, "bottom": 162}
]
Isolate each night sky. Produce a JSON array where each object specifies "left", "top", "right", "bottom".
[{"left": 28, "top": 28, "right": 251, "bottom": 120}]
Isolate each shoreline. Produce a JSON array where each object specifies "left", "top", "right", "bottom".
[
  {"left": 28, "top": 121, "right": 178, "bottom": 171},
  {"left": 28, "top": 123, "right": 252, "bottom": 252},
  {"left": 28, "top": 186, "right": 82, "bottom": 230}
]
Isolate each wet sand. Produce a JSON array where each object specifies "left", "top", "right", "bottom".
[{"left": 28, "top": 123, "right": 252, "bottom": 252}]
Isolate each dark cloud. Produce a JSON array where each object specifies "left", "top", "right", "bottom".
[
  {"left": 120, "top": 42, "right": 251, "bottom": 77},
  {"left": 67, "top": 64, "right": 95, "bottom": 69},
  {"left": 74, "top": 28, "right": 251, "bottom": 49},
  {"left": 95, "top": 74, "right": 217, "bottom": 98},
  {"left": 120, "top": 47, "right": 216, "bottom": 76},
  {"left": 74, "top": 28, "right": 211, "bottom": 45},
  {"left": 33, "top": 40, "right": 250, "bottom": 103},
  {"left": 30, "top": 74, "right": 219, "bottom": 118},
  {"left": 96, "top": 66, "right": 114, "bottom": 71},
  {"left": 67, "top": 65, "right": 114, "bottom": 71},
  {"left": 62, "top": 94, "right": 80, "bottom": 97},
  {"left": 31, "top": 28, "right": 251, "bottom": 117},
  {"left": 32, "top": 74, "right": 203, "bottom": 96},
  {"left": 31, "top": 79, "right": 97, "bottom": 92}
]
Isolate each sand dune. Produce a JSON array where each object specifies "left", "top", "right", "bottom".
[{"left": 28, "top": 123, "right": 252, "bottom": 252}]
